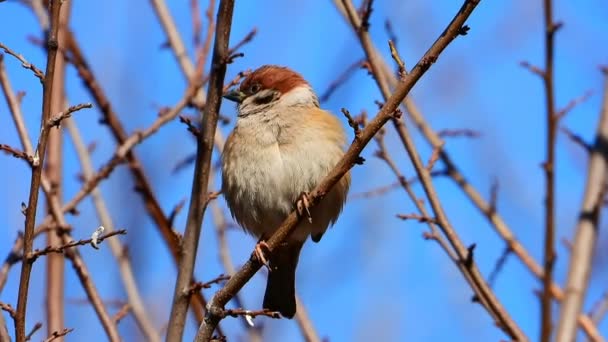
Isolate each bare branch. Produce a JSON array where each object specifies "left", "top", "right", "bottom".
[
  {"left": 47, "top": 102, "right": 92, "bottom": 128},
  {"left": 0, "top": 43, "right": 45, "bottom": 80}
]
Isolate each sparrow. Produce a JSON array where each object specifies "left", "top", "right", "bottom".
[{"left": 221, "top": 65, "right": 350, "bottom": 318}]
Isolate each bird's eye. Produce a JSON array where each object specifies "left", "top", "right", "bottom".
[{"left": 249, "top": 83, "right": 261, "bottom": 93}]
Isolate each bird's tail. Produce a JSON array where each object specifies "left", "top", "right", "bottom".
[{"left": 263, "top": 240, "right": 303, "bottom": 318}]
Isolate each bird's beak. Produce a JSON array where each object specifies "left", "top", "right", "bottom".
[{"left": 223, "top": 90, "right": 246, "bottom": 104}]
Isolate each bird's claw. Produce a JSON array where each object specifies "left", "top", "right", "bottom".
[
  {"left": 296, "top": 192, "right": 312, "bottom": 224},
  {"left": 255, "top": 240, "right": 271, "bottom": 271}
]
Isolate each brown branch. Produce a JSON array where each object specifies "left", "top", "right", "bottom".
[
  {"left": 228, "top": 28, "right": 257, "bottom": 57},
  {"left": 556, "top": 67, "right": 608, "bottom": 341},
  {"left": 197, "top": 1, "right": 488, "bottom": 340},
  {"left": 188, "top": 275, "right": 232, "bottom": 295},
  {"left": 15, "top": 2, "right": 62, "bottom": 340},
  {"left": 0, "top": 301, "right": 15, "bottom": 318},
  {"left": 47, "top": 102, "right": 92, "bottom": 128},
  {"left": 319, "top": 58, "right": 365, "bottom": 103},
  {"left": 397, "top": 213, "right": 438, "bottom": 224},
  {"left": 0, "top": 43, "right": 45, "bottom": 80},
  {"left": 112, "top": 304, "right": 131, "bottom": 324},
  {"left": 45, "top": 4, "right": 70, "bottom": 334},
  {"left": 555, "top": 90, "right": 593, "bottom": 120},
  {"left": 166, "top": 1, "right": 235, "bottom": 340},
  {"left": 42, "top": 328, "right": 73, "bottom": 342},
  {"left": 336, "top": 0, "right": 525, "bottom": 339},
  {"left": 25, "top": 322, "right": 43, "bottom": 341},
  {"left": 0, "top": 143, "right": 34, "bottom": 166},
  {"left": 27, "top": 230, "right": 126, "bottom": 261},
  {"left": 540, "top": 2, "right": 560, "bottom": 340}
]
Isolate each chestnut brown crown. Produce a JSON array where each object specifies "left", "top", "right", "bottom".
[
  {"left": 239, "top": 65, "right": 309, "bottom": 96},
  {"left": 223, "top": 65, "right": 312, "bottom": 105}
]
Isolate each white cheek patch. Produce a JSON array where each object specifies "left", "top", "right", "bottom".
[{"left": 278, "top": 86, "right": 319, "bottom": 107}]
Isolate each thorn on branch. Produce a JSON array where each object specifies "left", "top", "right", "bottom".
[
  {"left": 464, "top": 243, "right": 476, "bottom": 268},
  {"left": 458, "top": 25, "right": 471, "bottom": 36},
  {"left": 396, "top": 213, "right": 438, "bottom": 224},
  {"left": 319, "top": 59, "right": 365, "bottom": 103},
  {"left": 437, "top": 129, "right": 481, "bottom": 139},
  {"left": 520, "top": 61, "right": 545, "bottom": 78},
  {"left": 354, "top": 156, "right": 366, "bottom": 165},
  {"left": 224, "top": 52, "right": 244, "bottom": 65},
  {"left": 188, "top": 274, "right": 232, "bottom": 295},
  {"left": 357, "top": 0, "right": 373, "bottom": 32},
  {"left": 560, "top": 126, "right": 591, "bottom": 152},
  {"left": 168, "top": 198, "right": 187, "bottom": 227},
  {"left": 43, "top": 328, "right": 74, "bottom": 342}
]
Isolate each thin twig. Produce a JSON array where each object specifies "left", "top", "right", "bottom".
[
  {"left": 0, "top": 42, "right": 45, "bottom": 80},
  {"left": 27, "top": 230, "right": 126, "bottom": 261},
  {"left": 47, "top": 102, "right": 92, "bottom": 128},
  {"left": 42, "top": 328, "right": 74, "bottom": 342}
]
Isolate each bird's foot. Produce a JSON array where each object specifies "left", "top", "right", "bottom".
[
  {"left": 296, "top": 192, "right": 313, "bottom": 224},
  {"left": 255, "top": 240, "right": 271, "bottom": 271}
]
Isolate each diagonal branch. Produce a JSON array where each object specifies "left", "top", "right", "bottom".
[
  {"left": 556, "top": 70, "right": 608, "bottom": 341},
  {"left": 195, "top": 1, "right": 501, "bottom": 340},
  {"left": 337, "top": 0, "right": 524, "bottom": 339}
]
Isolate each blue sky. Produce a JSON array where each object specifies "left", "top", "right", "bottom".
[{"left": 1, "top": 1, "right": 608, "bottom": 341}]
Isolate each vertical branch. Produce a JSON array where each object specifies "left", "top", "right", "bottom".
[
  {"left": 540, "top": 0, "right": 558, "bottom": 340},
  {"left": 45, "top": 2, "right": 71, "bottom": 338},
  {"left": 556, "top": 72, "right": 608, "bottom": 341},
  {"left": 166, "top": 1, "right": 235, "bottom": 340},
  {"left": 14, "top": 1, "right": 62, "bottom": 340}
]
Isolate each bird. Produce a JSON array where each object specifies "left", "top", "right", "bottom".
[{"left": 221, "top": 65, "right": 351, "bottom": 318}]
